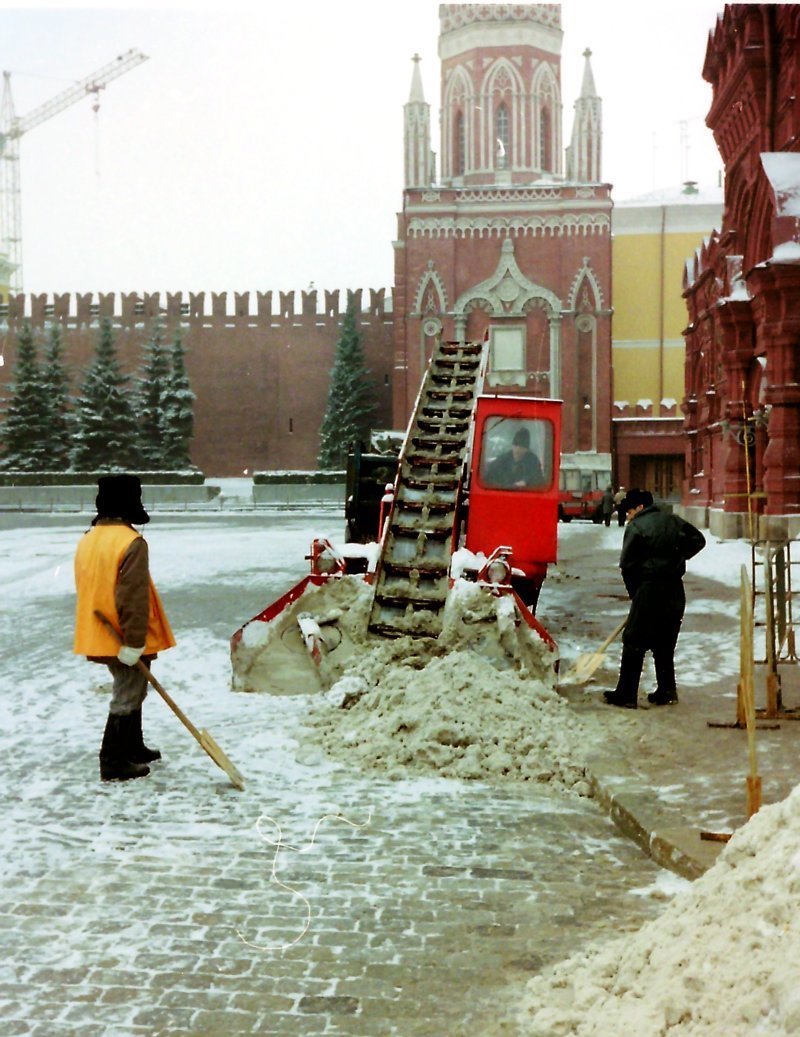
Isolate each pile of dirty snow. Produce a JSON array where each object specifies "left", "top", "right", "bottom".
[
  {"left": 515, "top": 783, "right": 800, "bottom": 1036},
  {"left": 310, "top": 646, "right": 592, "bottom": 791},
  {"left": 305, "top": 581, "right": 594, "bottom": 791}
]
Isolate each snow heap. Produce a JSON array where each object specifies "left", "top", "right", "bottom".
[
  {"left": 515, "top": 782, "right": 800, "bottom": 1036},
  {"left": 306, "top": 579, "right": 594, "bottom": 792}
]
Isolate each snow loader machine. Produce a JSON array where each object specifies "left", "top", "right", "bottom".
[{"left": 231, "top": 337, "right": 562, "bottom": 694}]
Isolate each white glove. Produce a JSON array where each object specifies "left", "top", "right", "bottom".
[{"left": 117, "top": 645, "right": 145, "bottom": 667}]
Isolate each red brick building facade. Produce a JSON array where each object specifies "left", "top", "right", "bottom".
[
  {"left": 393, "top": 5, "right": 613, "bottom": 460},
  {"left": 681, "top": 4, "right": 800, "bottom": 538}
]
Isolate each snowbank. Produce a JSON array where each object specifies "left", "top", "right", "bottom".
[
  {"left": 307, "top": 580, "right": 593, "bottom": 791},
  {"left": 516, "top": 782, "right": 800, "bottom": 1036}
]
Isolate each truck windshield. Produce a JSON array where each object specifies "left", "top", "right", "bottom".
[{"left": 480, "top": 417, "right": 553, "bottom": 491}]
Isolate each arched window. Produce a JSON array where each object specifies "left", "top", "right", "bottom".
[
  {"left": 455, "top": 111, "right": 466, "bottom": 175},
  {"left": 539, "top": 107, "right": 552, "bottom": 172},
  {"left": 496, "top": 102, "right": 510, "bottom": 163}
]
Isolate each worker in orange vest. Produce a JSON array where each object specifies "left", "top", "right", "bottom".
[{"left": 74, "top": 475, "right": 175, "bottom": 782}]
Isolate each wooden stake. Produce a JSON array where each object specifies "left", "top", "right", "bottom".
[{"left": 740, "top": 568, "right": 761, "bottom": 817}]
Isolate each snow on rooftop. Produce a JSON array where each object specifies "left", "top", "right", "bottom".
[
  {"left": 761, "top": 152, "right": 800, "bottom": 218},
  {"left": 616, "top": 184, "right": 724, "bottom": 207}
]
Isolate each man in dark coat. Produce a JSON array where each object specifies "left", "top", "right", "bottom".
[
  {"left": 603, "top": 488, "right": 706, "bottom": 709},
  {"left": 484, "top": 426, "right": 544, "bottom": 489}
]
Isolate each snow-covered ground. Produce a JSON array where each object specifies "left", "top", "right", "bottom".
[{"left": 3, "top": 509, "right": 795, "bottom": 1036}]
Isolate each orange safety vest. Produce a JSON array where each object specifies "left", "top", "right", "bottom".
[{"left": 73, "top": 524, "right": 176, "bottom": 657}]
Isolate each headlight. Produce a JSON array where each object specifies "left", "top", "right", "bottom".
[{"left": 486, "top": 558, "right": 511, "bottom": 584}]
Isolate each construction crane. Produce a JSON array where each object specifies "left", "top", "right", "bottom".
[{"left": 0, "top": 48, "right": 148, "bottom": 295}]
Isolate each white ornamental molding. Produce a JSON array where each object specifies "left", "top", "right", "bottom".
[
  {"left": 457, "top": 187, "right": 562, "bottom": 202},
  {"left": 412, "top": 261, "right": 449, "bottom": 316},
  {"left": 407, "top": 213, "right": 610, "bottom": 239},
  {"left": 566, "top": 256, "right": 606, "bottom": 311}
]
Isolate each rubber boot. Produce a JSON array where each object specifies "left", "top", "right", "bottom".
[
  {"left": 128, "top": 708, "right": 162, "bottom": 763},
  {"left": 603, "top": 644, "right": 644, "bottom": 708},
  {"left": 99, "top": 713, "right": 150, "bottom": 782}
]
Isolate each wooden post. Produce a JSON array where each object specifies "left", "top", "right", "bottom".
[{"left": 740, "top": 567, "right": 762, "bottom": 817}]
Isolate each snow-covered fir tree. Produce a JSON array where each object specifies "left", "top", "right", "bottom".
[
  {"left": 160, "top": 326, "right": 195, "bottom": 469},
  {"left": 137, "top": 318, "right": 170, "bottom": 468},
  {"left": 317, "top": 295, "right": 376, "bottom": 469},
  {"left": 0, "top": 322, "right": 52, "bottom": 471},
  {"left": 70, "top": 318, "right": 141, "bottom": 471},
  {"left": 39, "top": 323, "right": 71, "bottom": 470}
]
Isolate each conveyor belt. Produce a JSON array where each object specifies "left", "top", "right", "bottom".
[{"left": 368, "top": 339, "right": 487, "bottom": 638}]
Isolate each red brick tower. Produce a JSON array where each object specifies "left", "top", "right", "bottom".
[{"left": 393, "top": 3, "right": 612, "bottom": 460}]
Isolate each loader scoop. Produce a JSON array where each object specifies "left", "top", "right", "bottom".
[{"left": 230, "top": 573, "right": 373, "bottom": 695}]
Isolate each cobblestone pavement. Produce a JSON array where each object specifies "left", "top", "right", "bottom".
[{"left": 1, "top": 514, "right": 689, "bottom": 1036}]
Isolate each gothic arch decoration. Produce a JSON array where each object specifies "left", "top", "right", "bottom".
[
  {"left": 452, "top": 238, "right": 561, "bottom": 323},
  {"left": 479, "top": 58, "right": 526, "bottom": 171},
  {"left": 566, "top": 257, "right": 605, "bottom": 313},
  {"left": 442, "top": 66, "right": 474, "bottom": 179},
  {"left": 452, "top": 238, "right": 563, "bottom": 394},
  {"left": 411, "top": 261, "right": 448, "bottom": 316},
  {"left": 531, "top": 62, "right": 561, "bottom": 175}
]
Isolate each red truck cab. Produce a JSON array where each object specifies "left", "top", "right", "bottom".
[{"left": 464, "top": 395, "right": 561, "bottom": 607}]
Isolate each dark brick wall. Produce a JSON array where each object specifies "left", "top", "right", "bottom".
[{"left": 0, "top": 290, "right": 394, "bottom": 475}]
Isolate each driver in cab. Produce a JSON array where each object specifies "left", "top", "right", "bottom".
[{"left": 484, "top": 426, "right": 544, "bottom": 489}]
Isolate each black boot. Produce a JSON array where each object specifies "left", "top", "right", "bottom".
[
  {"left": 99, "top": 713, "right": 150, "bottom": 782},
  {"left": 128, "top": 708, "right": 162, "bottom": 763}
]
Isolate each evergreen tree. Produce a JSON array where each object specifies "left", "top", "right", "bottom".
[
  {"left": 160, "top": 326, "right": 195, "bottom": 469},
  {"left": 0, "top": 322, "right": 52, "bottom": 471},
  {"left": 40, "top": 323, "right": 71, "bottom": 470},
  {"left": 317, "top": 297, "right": 376, "bottom": 469},
  {"left": 137, "top": 318, "right": 170, "bottom": 468},
  {"left": 70, "top": 318, "right": 141, "bottom": 471}
]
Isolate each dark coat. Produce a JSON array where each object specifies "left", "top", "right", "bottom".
[{"left": 619, "top": 505, "right": 706, "bottom": 649}]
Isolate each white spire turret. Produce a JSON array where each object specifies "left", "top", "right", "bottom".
[
  {"left": 404, "top": 54, "right": 433, "bottom": 189},
  {"left": 566, "top": 48, "right": 602, "bottom": 183}
]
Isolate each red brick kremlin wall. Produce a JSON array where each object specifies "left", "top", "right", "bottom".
[{"left": 0, "top": 289, "right": 394, "bottom": 476}]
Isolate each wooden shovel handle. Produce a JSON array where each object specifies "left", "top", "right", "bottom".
[
  {"left": 94, "top": 610, "right": 203, "bottom": 743},
  {"left": 94, "top": 609, "right": 245, "bottom": 791},
  {"left": 595, "top": 617, "right": 627, "bottom": 654}
]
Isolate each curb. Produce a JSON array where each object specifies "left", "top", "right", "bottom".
[{"left": 585, "top": 758, "right": 725, "bottom": 880}]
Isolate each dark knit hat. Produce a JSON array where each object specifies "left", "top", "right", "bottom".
[
  {"left": 619, "top": 487, "right": 653, "bottom": 515},
  {"left": 512, "top": 426, "right": 530, "bottom": 448},
  {"left": 94, "top": 474, "right": 150, "bottom": 525}
]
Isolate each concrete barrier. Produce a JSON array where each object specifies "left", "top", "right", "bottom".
[
  {"left": 252, "top": 482, "right": 345, "bottom": 506},
  {"left": 0, "top": 484, "right": 220, "bottom": 512}
]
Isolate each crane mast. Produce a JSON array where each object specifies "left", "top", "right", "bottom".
[{"left": 0, "top": 48, "right": 148, "bottom": 295}]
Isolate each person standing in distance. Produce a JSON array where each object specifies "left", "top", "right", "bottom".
[
  {"left": 613, "top": 485, "right": 627, "bottom": 527},
  {"left": 600, "top": 484, "right": 615, "bottom": 527},
  {"left": 603, "top": 488, "right": 705, "bottom": 709},
  {"left": 74, "top": 475, "right": 175, "bottom": 781}
]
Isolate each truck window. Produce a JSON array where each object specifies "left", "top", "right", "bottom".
[{"left": 480, "top": 417, "right": 553, "bottom": 491}]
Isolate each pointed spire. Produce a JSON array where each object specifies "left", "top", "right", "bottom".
[
  {"left": 409, "top": 53, "right": 425, "bottom": 104},
  {"left": 404, "top": 54, "right": 432, "bottom": 189},
  {"left": 567, "top": 48, "right": 603, "bottom": 183},
  {"left": 580, "top": 48, "right": 597, "bottom": 98}
]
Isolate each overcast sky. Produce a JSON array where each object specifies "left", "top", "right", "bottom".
[{"left": 2, "top": 0, "right": 724, "bottom": 297}]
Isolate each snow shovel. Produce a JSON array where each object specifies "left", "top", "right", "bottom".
[
  {"left": 560, "top": 617, "right": 627, "bottom": 686},
  {"left": 94, "top": 610, "right": 245, "bottom": 791}
]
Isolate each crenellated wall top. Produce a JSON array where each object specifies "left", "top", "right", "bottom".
[{"left": 0, "top": 287, "right": 393, "bottom": 327}]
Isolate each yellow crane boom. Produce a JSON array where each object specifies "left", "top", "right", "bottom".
[{"left": 0, "top": 48, "right": 148, "bottom": 294}]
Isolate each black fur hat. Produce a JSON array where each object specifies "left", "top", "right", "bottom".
[
  {"left": 619, "top": 487, "right": 653, "bottom": 515},
  {"left": 94, "top": 474, "right": 150, "bottom": 525}
]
